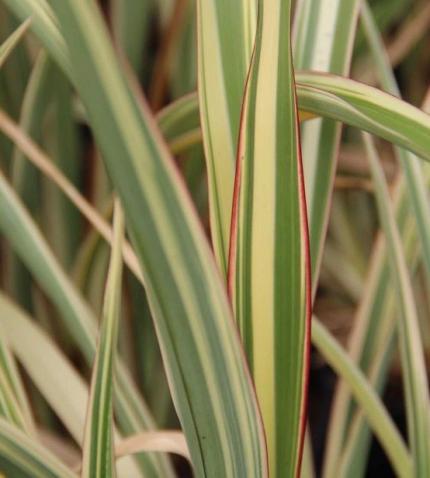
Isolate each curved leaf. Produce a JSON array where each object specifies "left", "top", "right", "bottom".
[{"left": 44, "top": 1, "right": 268, "bottom": 476}]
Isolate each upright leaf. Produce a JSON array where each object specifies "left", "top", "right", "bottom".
[
  {"left": 229, "top": 0, "right": 311, "bottom": 475},
  {"left": 293, "top": 0, "right": 360, "bottom": 289},
  {"left": 196, "top": 0, "right": 255, "bottom": 274},
  {"left": 111, "top": 0, "right": 155, "bottom": 76},
  {"left": 8, "top": 53, "right": 54, "bottom": 309},
  {"left": 82, "top": 201, "right": 124, "bottom": 478}
]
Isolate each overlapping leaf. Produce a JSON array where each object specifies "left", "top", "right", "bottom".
[
  {"left": 364, "top": 133, "right": 430, "bottom": 476},
  {"left": 196, "top": 0, "right": 255, "bottom": 274},
  {"left": 21, "top": 1, "right": 268, "bottom": 476}
]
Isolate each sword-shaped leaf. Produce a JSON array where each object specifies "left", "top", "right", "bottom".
[
  {"left": 0, "top": 418, "right": 76, "bottom": 478},
  {"left": 0, "top": 171, "right": 171, "bottom": 478},
  {"left": 293, "top": 0, "right": 359, "bottom": 290},
  {"left": 82, "top": 201, "right": 124, "bottom": 478},
  {"left": 196, "top": 0, "right": 256, "bottom": 274},
  {"left": 0, "top": 18, "right": 30, "bottom": 70},
  {"left": 35, "top": 1, "right": 267, "bottom": 476},
  {"left": 229, "top": 0, "right": 311, "bottom": 475}
]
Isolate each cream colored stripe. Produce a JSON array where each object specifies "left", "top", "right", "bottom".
[
  {"left": 310, "top": 0, "right": 341, "bottom": 70},
  {"left": 72, "top": 2, "right": 240, "bottom": 473},
  {"left": 251, "top": 0, "right": 281, "bottom": 470},
  {"left": 197, "top": 1, "right": 236, "bottom": 270}
]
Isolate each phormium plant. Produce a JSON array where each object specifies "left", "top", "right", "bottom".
[{"left": 0, "top": 0, "right": 429, "bottom": 477}]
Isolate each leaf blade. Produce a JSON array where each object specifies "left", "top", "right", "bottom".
[
  {"left": 0, "top": 18, "right": 30, "bottom": 70},
  {"left": 82, "top": 201, "right": 124, "bottom": 478},
  {"left": 230, "top": 1, "right": 311, "bottom": 475},
  {"left": 45, "top": 1, "right": 268, "bottom": 476}
]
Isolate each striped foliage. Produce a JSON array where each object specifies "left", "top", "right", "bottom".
[
  {"left": 0, "top": 170, "right": 171, "bottom": 477},
  {"left": 0, "top": 293, "right": 142, "bottom": 477},
  {"left": 0, "top": 418, "right": 76, "bottom": 478},
  {"left": 0, "top": 331, "right": 33, "bottom": 434},
  {"left": 194, "top": 1, "right": 245, "bottom": 273},
  {"left": 0, "top": 0, "right": 429, "bottom": 477},
  {"left": 229, "top": 0, "right": 311, "bottom": 476},
  {"left": 157, "top": 71, "right": 430, "bottom": 165},
  {"left": 293, "top": 0, "right": 359, "bottom": 289},
  {"left": 196, "top": 0, "right": 256, "bottom": 274},
  {"left": 364, "top": 133, "right": 430, "bottom": 477},
  {"left": 82, "top": 201, "right": 125, "bottom": 478},
  {"left": 311, "top": 318, "right": 412, "bottom": 478},
  {"left": 39, "top": 1, "right": 268, "bottom": 476}
]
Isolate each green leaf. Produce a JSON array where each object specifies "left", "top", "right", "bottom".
[
  {"left": 326, "top": 10, "right": 430, "bottom": 474},
  {"left": 8, "top": 52, "right": 55, "bottom": 309},
  {"left": 296, "top": 73, "right": 430, "bottom": 162},
  {"left": 110, "top": 0, "right": 155, "bottom": 75},
  {"left": 229, "top": 0, "right": 311, "bottom": 475},
  {"left": 0, "top": 292, "right": 142, "bottom": 477},
  {"left": 2, "top": 0, "right": 70, "bottom": 76},
  {"left": 324, "top": 171, "right": 427, "bottom": 478},
  {"left": 157, "top": 68, "right": 430, "bottom": 164},
  {"left": 364, "top": 132, "right": 430, "bottom": 476},
  {"left": 0, "top": 417, "right": 76, "bottom": 478},
  {"left": 312, "top": 318, "right": 412, "bottom": 478},
  {"left": 0, "top": 323, "right": 34, "bottom": 435},
  {"left": 292, "top": 0, "right": 360, "bottom": 290},
  {"left": 0, "top": 18, "right": 30, "bottom": 70},
  {"left": 360, "top": 0, "right": 430, "bottom": 293},
  {"left": 43, "top": 1, "right": 267, "bottom": 476},
  {"left": 0, "top": 170, "right": 172, "bottom": 478},
  {"left": 196, "top": 0, "right": 255, "bottom": 274},
  {"left": 82, "top": 201, "right": 124, "bottom": 478}
]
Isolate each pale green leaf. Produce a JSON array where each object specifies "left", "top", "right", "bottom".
[
  {"left": 312, "top": 318, "right": 412, "bottom": 478},
  {"left": 364, "top": 132, "right": 430, "bottom": 476},
  {"left": 293, "top": 0, "right": 360, "bottom": 290},
  {"left": 0, "top": 417, "right": 76, "bottom": 478},
  {"left": 196, "top": 0, "right": 256, "bottom": 274},
  {"left": 45, "top": 1, "right": 268, "bottom": 476},
  {"left": 0, "top": 170, "right": 172, "bottom": 478},
  {"left": 0, "top": 292, "right": 142, "bottom": 477}
]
